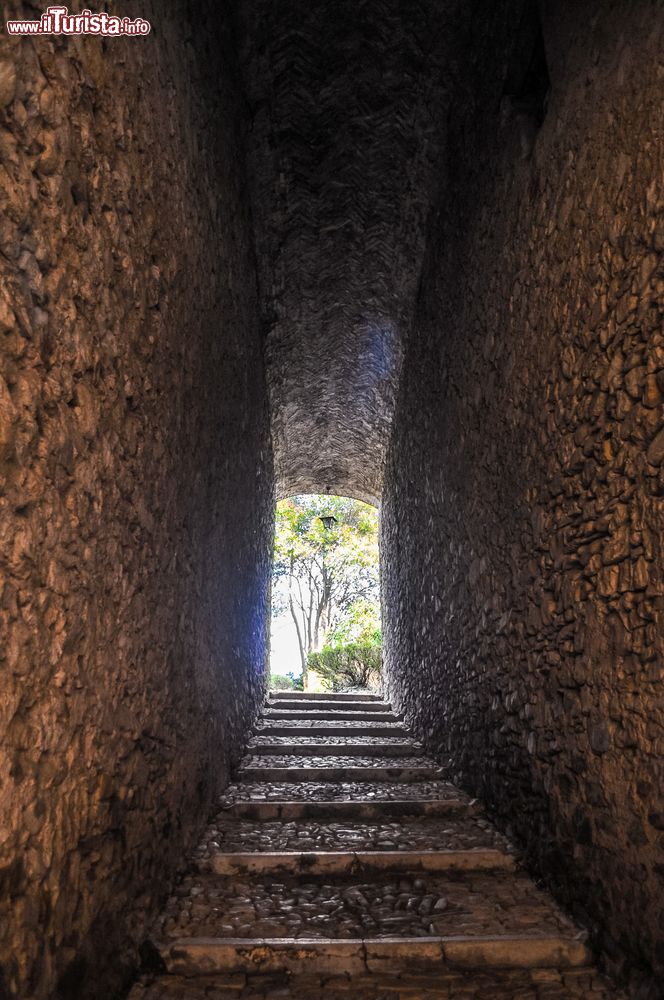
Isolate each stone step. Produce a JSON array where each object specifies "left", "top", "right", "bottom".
[
  {"left": 256, "top": 723, "right": 408, "bottom": 737},
  {"left": 220, "top": 798, "right": 475, "bottom": 820},
  {"left": 269, "top": 691, "right": 383, "bottom": 702},
  {"left": 130, "top": 698, "right": 625, "bottom": 1000},
  {"left": 262, "top": 709, "right": 401, "bottom": 722},
  {"left": 221, "top": 778, "right": 463, "bottom": 804},
  {"left": 131, "top": 700, "right": 624, "bottom": 1000},
  {"left": 157, "top": 934, "right": 591, "bottom": 977},
  {"left": 153, "top": 867, "right": 590, "bottom": 977},
  {"left": 129, "top": 967, "right": 624, "bottom": 999},
  {"left": 241, "top": 754, "right": 434, "bottom": 768},
  {"left": 236, "top": 765, "right": 442, "bottom": 783},
  {"left": 193, "top": 815, "right": 513, "bottom": 858},
  {"left": 267, "top": 700, "right": 392, "bottom": 713},
  {"left": 246, "top": 741, "right": 423, "bottom": 757},
  {"left": 207, "top": 848, "right": 515, "bottom": 875}
]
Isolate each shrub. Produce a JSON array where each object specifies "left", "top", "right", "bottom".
[
  {"left": 269, "top": 671, "right": 304, "bottom": 691},
  {"left": 307, "top": 643, "right": 382, "bottom": 692}
]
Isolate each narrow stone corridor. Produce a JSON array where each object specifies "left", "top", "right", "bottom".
[
  {"left": 2, "top": 2, "right": 663, "bottom": 997},
  {"left": 128, "top": 693, "right": 624, "bottom": 999}
]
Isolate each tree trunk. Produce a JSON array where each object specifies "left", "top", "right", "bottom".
[{"left": 290, "top": 597, "right": 308, "bottom": 685}]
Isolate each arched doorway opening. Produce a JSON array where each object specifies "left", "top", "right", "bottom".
[{"left": 269, "top": 494, "right": 382, "bottom": 693}]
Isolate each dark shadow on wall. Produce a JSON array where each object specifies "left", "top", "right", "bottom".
[{"left": 503, "top": 0, "right": 550, "bottom": 126}]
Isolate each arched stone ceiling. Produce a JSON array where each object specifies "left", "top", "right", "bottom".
[{"left": 239, "top": 0, "right": 456, "bottom": 503}]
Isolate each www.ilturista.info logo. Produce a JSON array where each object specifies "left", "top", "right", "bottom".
[{"left": 5, "top": 6, "right": 151, "bottom": 36}]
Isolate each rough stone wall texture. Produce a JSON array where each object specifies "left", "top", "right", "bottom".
[
  {"left": 382, "top": 2, "right": 664, "bottom": 997},
  {"left": 238, "top": 0, "right": 453, "bottom": 503},
  {"left": 0, "top": 3, "right": 273, "bottom": 998}
]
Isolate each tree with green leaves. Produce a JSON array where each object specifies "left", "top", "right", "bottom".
[
  {"left": 325, "top": 596, "right": 381, "bottom": 648},
  {"left": 272, "top": 495, "right": 379, "bottom": 684},
  {"left": 308, "top": 643, "right": 382, "bottom": 692}
]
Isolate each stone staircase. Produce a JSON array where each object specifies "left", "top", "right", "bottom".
[{"left": 128, "top": 692, "right": 624, "bottom": 999}]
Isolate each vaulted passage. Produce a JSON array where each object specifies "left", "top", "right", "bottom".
[{"left": 0, "top": 2, "right": 662, "bottom": 1000}]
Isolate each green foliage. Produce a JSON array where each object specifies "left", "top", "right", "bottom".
[
  {"left": 269, "top": 671, "right": 304, "bottom": 691},
  {"left": 273, "top": 495, "right": 380, "bottom": 680},
  {"left": 308, "top": 642, "right": 382, "bottom": 692},
  {"left": 326, "top": 597, "right": 381, "bottom": 648}
]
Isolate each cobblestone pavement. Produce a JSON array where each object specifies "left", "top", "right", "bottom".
[
  {"left": 193, "top": 816, "right": 513, "bottom": 857},
  {"left": 255, "top": 719, "right": 408, "bottom": 730},
  {"left": 154, "top": 871, "right": 579, "bottom": 940},
  {"left": 129, "top": 968, "right": 622, "bottom": 999},
  {"left": 220, "top": 780, "right": 464, "bottom": 802},
  {"left": 248, "top": 736, "right": 423, "bottom": 748},
  {"left": 127, "top": 692, "right": 626, "bottom": 1000},
  {"left": 240, "top": 754, "right": 438, "bottom": 769}
]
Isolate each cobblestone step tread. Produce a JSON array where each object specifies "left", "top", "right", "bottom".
[
  {"left": 240, "top": 755, "right": 435, "bottom": 768},
  {"left": 246, "top": 741, "right": 424, "bottom": 756},
  {"left": 155, "top": 871, "right": 581, "bottom": 945},
  {"left": 129, "top": 966, "right": 626, "bottom": 1000},
  {"left": 263, "top": 710, "right": 401, "bottom": 722},
  {"left": 270, "top": 692, "right": 383, "bottom": 701},
  {"left": 221, "top": 780, "right": 466, "bottom": 803},
  {"left": 256, "top": 723, "right": 409, "bottom": 737},
  {"left": 249, "top": 734, "right": 421, "bottom": 744},
  {"left": 267, "top": 701, "right": 393, "bottom": 713},
  {"left": 194, "top": 817, "right": 512, "bottom": 857},
  {"left": 129, "top": 967, "right": 625, "bottom": 1000},
  {"left": 237, "top": 767, "right": 443, "bottom": 784}
]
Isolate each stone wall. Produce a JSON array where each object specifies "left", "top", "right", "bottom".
[
  {"left": 237, "top": 0, "right": 450, "bottom": 504},
  {"left": 0, "top": 3, "right": 273, "bottom": 998},
  {"left": 381, "top": 2, "right": 664, "bottom": 996}
]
